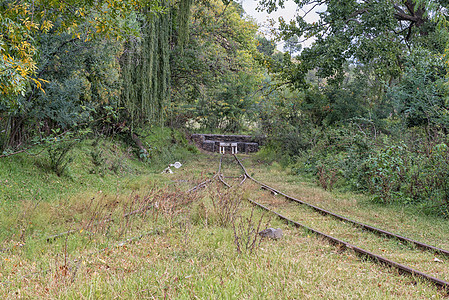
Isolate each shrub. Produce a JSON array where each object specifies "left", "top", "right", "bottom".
[
  {"left": 45, "top": 130, "right": 80, "bottom": 177},
  {"left": 362, "top": 143, "right": 409, "bottom": 203},
  {"left": 361, "top": 137, "right": 449, "bottom": 216}
]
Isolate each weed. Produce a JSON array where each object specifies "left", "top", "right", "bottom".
[
  {"left": 46, "top": 141, "right": 76, "bottom": 176},
  {"left": 44, "top": 130, "right": 82, "bottom": 177},
  {"left": 317, "top": 165, "right": 339, "bottom": 191},
  {"left": 232, "top": 207, "right": 269, "bottom": 254},
  {"left": 89, "top": 146, "right": 106, "bottom": 176},
  {"left": 16, "top": 193, "right": 42, "bottom": 243},
  {"left": 191, "top": 201, "right": 208, "bottom": 225},
  {"left": 209, "top": 186, "right": 242, "bottom": 227}
]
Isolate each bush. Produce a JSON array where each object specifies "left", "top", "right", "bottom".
[
  {"left": 45, "top": 130, "right": 81, "bottom": 177},
  {"left": 362, "top": 143, "right": 409, "bottom": 203},
  {"left": 361, "top": 137, "right": 449, "bottom": 216},
  {"left": 292, "top": 124, "right": 373, "bottom": 190}
]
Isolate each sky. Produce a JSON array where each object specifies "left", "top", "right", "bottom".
[
  {"left": 240, "top": 0, "right": 299, "bottom": 31},
  {"left": 239, "top": 0, "right": 323, "bottom": 51}
]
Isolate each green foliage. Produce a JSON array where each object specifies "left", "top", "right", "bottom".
[
  {"left": 177, "top": 0, "right": 194, "bottom": 50},
  {"left": 0, "top": 0, "right": 162, "bottom": 100},
  {"left": 0, "top": 29, "right": 123, "bottom": 151},
  {"left": 290, "top": 125, "right": 372, "bottom": 190},
  {"left": 194, "top": 72, "right": 261, "bottom": 132},
  {"left": 1, "top": 0, "right": 173, "bottom": 151},
  {"left": 283, "top": 35, "right": 302, "bottom": 55},
  {"left": 256, "top": 35, "right": 276, "bottom": 57},
  {"left": 120, "top": 7, "right": 171, "bottom": 128},
  {"left": 170, "top": 0, "right": 264, "bottom": 132},
  {"left": 259, "top": 0, "right": 448, "bottom": 87},
  {"left": 267, "top": 122, "right": 449, "bottom": 216},
  {"left": 389, "top": 48, "right": 449, "bottom": 128},
  {"left": 253, "top": 0, "right": 449, "bottom": 219},
  {"left": 363, "top": 143, "right": 409, "bottom": 203},
  {"left": 361, "top": 136, "right": 449, "bottom": 216}
]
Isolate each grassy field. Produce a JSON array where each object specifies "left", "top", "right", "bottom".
[{"left": 1, "top": 138, "right": 448, "bottom": 299}]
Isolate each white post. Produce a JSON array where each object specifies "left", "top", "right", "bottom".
[{"left": 231, "top": 143, "right": 237, "bottom": 154}]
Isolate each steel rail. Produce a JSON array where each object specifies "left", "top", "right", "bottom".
[
  {"left": 233, "top": 154, "right": 449, "bottom": 258},
  {"left": 218, "top": 174, "right": 232, "bottom": 188},
  {"left": 187, "top": 154, "right": 230, "bottom": 193},
  {"left": 186, "top": 175, "right": 218, "bottom": 193},
  {"left": 218, "top": 155, "right": 449, "bottom": 291},
  {"left": 218, "top": 154, "right": 233, "bottom": 188},
  {"left": 247, "top": 198, "right": 449, "bottom": 292},
  {"left": 239, "top": 174, "right": 247, "bottom": 186}
]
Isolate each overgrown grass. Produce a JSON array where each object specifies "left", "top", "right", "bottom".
[{"left": 1, "top": 140, "right": 448, "bottom": 298}]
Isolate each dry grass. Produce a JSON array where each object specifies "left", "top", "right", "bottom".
[
  {"left": 1, "top": 153, "right": 448, "bottom": 298},
  {"left": 249, "top": 159, "right": 449, "bottom": 251}
]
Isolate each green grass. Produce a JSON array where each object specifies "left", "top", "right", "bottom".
[{"left": 0, "top": 140, "right": 448, "bottom": 298}]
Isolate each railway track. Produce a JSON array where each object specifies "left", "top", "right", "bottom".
[{"left": 203, "top": 153, "right": 449, "bottom": 293}]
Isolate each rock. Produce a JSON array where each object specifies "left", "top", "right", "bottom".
[{"left": 259, "top": 228, "right": 283, "bottom": 240}]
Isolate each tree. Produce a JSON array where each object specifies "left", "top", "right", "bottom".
[
  {"left": 256, "top": 35, "right": 276, "bottom": 56},
  {"left": 0, "top": 0, "right": 164, "bottom": 150},
  {"left": 283, "top": 35, "right": 301, "bottom": 55},
  {"left": 389, "top": 48, "right": 449, "bottom": 128},
  {"left": 169, "top": 0, "right": 265, "bottom": 132},
  {"left": 0, "top": 0, "right": 162, "bottom": 103},
  {"left": 258, "top": 0, "right": 449, "bottom": 87}
]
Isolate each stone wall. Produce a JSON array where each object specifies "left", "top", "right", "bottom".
[{"left": 191, "top": 134, "right": 263, "bottom": 153}]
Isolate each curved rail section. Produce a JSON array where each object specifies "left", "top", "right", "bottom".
[
  {"left": 222, "top": 154, "right": 449, "bottom": 292},
  {"left": 218, "top": 155, "right": 232, "bottom": 188},
  {"left": 233, "top": 154, "right": 449, "bottom": 258},
  {"left": 247, "top": 198, "right": 449, "bottom": 291}
]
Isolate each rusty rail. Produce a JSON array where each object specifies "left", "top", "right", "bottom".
[
  {"left": 233, "top": 154, "right": 449, "bottom": 258},
  {"left": 247, "top": 198, "right": 449, "bottom": 292},
  {"left": 187, "top": 175, "right": 218, "bottom": 193},
  {"left": 217, "top": 154, "right": 449, "bottom": 292}
]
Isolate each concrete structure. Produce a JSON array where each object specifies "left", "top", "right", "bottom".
[
  {"left": 219, "top": 142, "right": 238, "bottom": 154},
  {"left": 191, "top": 134, "right": 263, "bottom": 154}
]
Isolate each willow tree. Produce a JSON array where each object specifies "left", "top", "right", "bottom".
[{"left": 120, "top": 0, "right": 193, "bottom": 129}]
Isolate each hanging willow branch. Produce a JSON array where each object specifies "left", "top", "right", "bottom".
[
  {"left": 119, "top": 2, "right": 172, "bottom": 128},
  {"left": 177, "top": 0, "right": 193, "bottom": 51}
]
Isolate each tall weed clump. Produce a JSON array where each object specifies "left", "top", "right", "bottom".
[
  {"left": 362, "top": 138, "right": 449, "bottom": 216},
  {"left": 233, "top": 207, "right": 268, "bottom": 254},
  {"left": 191, "top": 185, "right": 268, "bottom": 254},
  {"left": 292, "top": 124, "right": 373, "bottom": 191},
  {"left": 45, "top": 130, "right": 82, "bottom": 177},
  {"left": 191, "top": 186, "right": 243, "bottom": 227}
]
